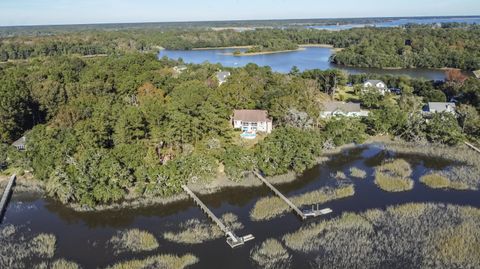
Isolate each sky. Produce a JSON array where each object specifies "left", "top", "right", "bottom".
[{"left": 0, "top": 0, "right": 479, "bottom": 26}]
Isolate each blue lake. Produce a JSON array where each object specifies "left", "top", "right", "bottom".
[{"left": 159, "top": 47, "right": 449, "bottom": 80}]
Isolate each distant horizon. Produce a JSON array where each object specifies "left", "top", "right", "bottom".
[
  {"left": 1, "top": 14, "right": 480, "bottom": 28},
  {"left": 1, "top": 0, "right": 479, "bottom": 27}
]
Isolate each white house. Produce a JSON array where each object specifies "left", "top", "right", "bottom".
[
  {"left": 424, "top": 102, "right": 456, "bottom": 114},
  {"left": 216, "top": 71, "right": 231, "bottom": 86},
  {"left": 173, "top": 65, "right": 187, "bottom": 74},
  {"left": 232, "top": 109, "right": 273, "bottom": 134},
  {"left": 320, "top": 102, "right": 369, "bottom": 118},
  {"left": 363, "top": 80, "right": 389, "bottom": 95},
  {"left": 12, "top": 136, "right": 26, "bottom": 150}
]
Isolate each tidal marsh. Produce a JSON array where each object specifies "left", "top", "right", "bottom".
[
  {"left": 110, "top": 229, "right": 159, "bottom": 254},
  {"left": 384, "top": 141, "right": 480, "bottom": 190},
  {"left": 349, "top": 167, "right": 367, "bottom": 179},
  {"left": 163, "top": 213, "right": 243, "bottom": 244},
  {"left": 106, "top": 254, "right": 198, "bottom": 269},
  {"left": 250, "top": 239, "right": 291, "bottom": 269},
  {"left": 374, "top": 159, "right": 414, "bottom": 192},
  {"left": 283, "top": 203, "right": 480, "bottom": 269},
  {"left": 250, "top": 185, "right": 355, "bottom": 221}
]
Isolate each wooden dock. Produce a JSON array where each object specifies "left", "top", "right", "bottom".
[
  {"left": 182, "top": 185, "right": 254, "bottom": 248},
  {"left": 253, "top": 171, "right": 332, "bottom": 220},
  {"left": 253, "top": 171, "right": 307, "bottom": 219},
  {"left": 0, "top": 174, "right": 16, "bottom": 223},
  {"left": 465, "top": 142, "right": 480, "bottom": 154}
]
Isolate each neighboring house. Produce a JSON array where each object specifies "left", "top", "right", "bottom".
[
  {"left": 232, "top": 109, "right": 273, "bottom": 134},
  {"left": 363, "top": 80, "right": 389, "bottom": 95},
  {"left": 216, "top": 71, "right": 231, "bottom": 86},
  {"left": 173, "top": 65, "right": 187, "bottom": 74},
  {"left": 12, "top": 136, "right": 26, "bottom": 150},
  {"left": 474, "top": 70, "right": 480, "bottom": 79},
  {"left": 424, "top": 102, "right": 457, "bottom": 114},
  {"left": 320, "top": 102, "right": 369, "bottom": 118}
]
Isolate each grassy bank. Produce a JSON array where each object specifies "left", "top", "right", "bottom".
[
  {"left": 283, "top": 203, "right": 480, "bottom": 268},
  {"left": 250, "top": 185, "right": 355, "bottom": 221},
  {"left": 163, "top": 213, "right": 243, "bottom": 244},
  {"left": 420, "top": 173, "right": 469, "bottom": 190},
  {"left": 0, "top": 225, "right": 60, "bottom": 268},
  {"left": 110, "top": 229, "right": 159, "bottom": 254},
  {"left": 250, "top": 239, "right": 291, "bottom": 269},
  {"left": 383, "top": 140, "right": 480, "bottom": 190},
  {"left": 106, "top": 254, "right": 198, "bottom": 269},
  {"left": 374, "top": 159, "right": 414, "bottom": 192}
]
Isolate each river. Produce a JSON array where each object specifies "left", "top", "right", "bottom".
[
  {"left": 2, "top": 144, "right": 480, "bottom": 268},
  {"left": 159, "top": 47, "right": 449, "bottom": 80}
]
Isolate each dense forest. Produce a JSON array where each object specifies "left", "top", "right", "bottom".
[
  {"left": 1, "top": 49, "right": 479, "bottom": 207},
  {"left": 1, "top": 25, "right": 480, "bottom": 70}
]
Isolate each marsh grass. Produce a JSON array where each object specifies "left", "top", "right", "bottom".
[
  {"left": 349, "top": 167, "right": 367, "bottom": 179},
  {"left": 35, "top": 259, "right": 81, "bottom": 269},
  {"left": 163, "top": 213, "right": 243, "bottom": 244},
  {"left": 0, "top": 225, "right": 58, "bottom": 268},
  {"left": 110, "top": 229, "right": 159, "bottom": 254},
  {"left": 250, "top": 185, "right": 355, "bottom": 221},
  {"left": 283, "top": 203, "right": 480, "bottom": 269},
  {"left": 31, "top": 234, "right": 56, "bottom": 258},
  {"left": 332, "top": 171, "right": 347, "bottom": 180},
  {"left": 106, "top": 254, "right": 199, "bottom": 269},
  {"left": 420, "top": 173, "right": 451, "bottom": 189},
  {"left": 250, "top": 239, "right": 291, "bottom": 269},
  {"left": 374, "top": 159, "right": 413, "bottom": 192},
  {"left": 383, "top": 141, "right": 480, "bottom": 190}
]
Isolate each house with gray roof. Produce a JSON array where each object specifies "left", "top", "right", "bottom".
[
  {"left": 216, "top": 71, "right": 231, "bottom": 86},
  {"left": 320, "top": 102, "right": 369, "bottom": 118},
  {"left": 424, "top": 102, "right": 456, "bottom": 114},
  {"left": 363, "top": 80, "right": 389, "bottom": 95},
  {"left": 12, "top": 136, "right": 26, "bottom": 150}
]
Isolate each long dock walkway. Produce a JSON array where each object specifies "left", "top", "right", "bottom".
[
  {"left": 182, "top": 185, "right": 254, "bottom": 248},
  {"left": 253, "top": 171, "right": 307, "bottom": 220},
  {"left": 0, "top": 174, "right": 16, "bottom": 223},
  {"left": 465, "top": 142, "right": 480, "bottom": 154},
  {"left": 253, "top": 171, "right": 332, "bottom": 220}
]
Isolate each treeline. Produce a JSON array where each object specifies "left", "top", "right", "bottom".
[
  {"left": 2, "top": 25, "right": 480, "bottom": 70},
  {"left": 246, "top": 39, "right": 298, "bottom": 53}
]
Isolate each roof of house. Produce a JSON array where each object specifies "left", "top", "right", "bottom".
[
  {"left": 428, "top": 102, "right": 456, "bottom": 112},
  {"left": 474, "top": 70, "right": 480, "bottom": 79},
  {"left": 322, "top": 102, "right": 361, "bottom": 113},
  {"left": 233, "top": 110, "right": 271, "bottom": 122},
  {"left": 216, "top": 71, "right": 231, "bottom": 82},
  {"left": 364, "top": 80, "right": 386, "bottom": 86},
  {"left": 12, "top": 136, "right": 26, "bottom": 147}
]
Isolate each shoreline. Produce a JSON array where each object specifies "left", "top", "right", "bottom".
[
  {"left": 3, "top": 136, "right": 391, "bottom": 213},
  {"left": 223, "top": 47, "right": 306, "bottom": 56}
]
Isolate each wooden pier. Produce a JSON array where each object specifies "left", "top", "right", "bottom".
[
  {"left": 253, "top": 171, "right": 332, "bottom": 220},
  {"left": 465, "top": 142, "right": 480, "bottom": 154},
  {"left": 182, "top": 185, "right": 254, "bottom": 248},
  {"left": 0, "top": 174, "right": 16, "bottom": 223}
]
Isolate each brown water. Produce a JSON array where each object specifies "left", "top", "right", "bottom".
[{"left": 2, "top": 144, "right": 480, "bottom": 268}]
